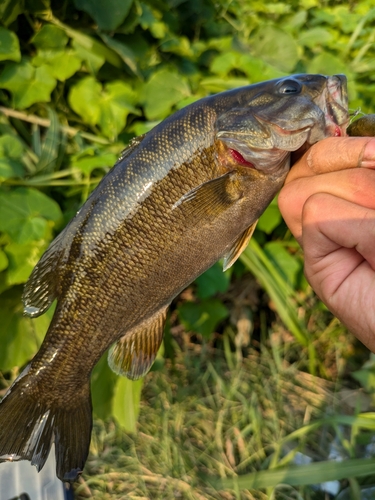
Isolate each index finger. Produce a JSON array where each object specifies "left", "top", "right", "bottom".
[{"left": 286, "top": 136, "right": 375, "bottom": 184}]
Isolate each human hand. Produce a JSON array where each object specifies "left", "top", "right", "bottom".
[{"left": 278, "top": 137, "right": 375, "bottom": 351}]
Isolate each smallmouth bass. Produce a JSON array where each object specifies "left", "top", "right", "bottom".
[{"left": 0, "top": 74, "right": 349, "bottom": 481}]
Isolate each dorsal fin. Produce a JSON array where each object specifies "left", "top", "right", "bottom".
[
  {"left": 108, "top": 306, "right": 168, "bottom": 380},
  {"left": 223, "top": 221, "right": 258, "bottom": 271},
  {"left": 115, "top": 134, "right": 146, "bottom": 164}
]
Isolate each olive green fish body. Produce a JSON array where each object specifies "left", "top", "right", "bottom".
[{"left": 0, "top": 74, "right": 349, "bottom": 481}]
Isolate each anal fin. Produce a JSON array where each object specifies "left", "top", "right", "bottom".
[
  {"left": 223, "top": 221, "right": 258, "bottom": 271},
  {"left": 108, "top": 306, "right": 168, "bottom": 380}
]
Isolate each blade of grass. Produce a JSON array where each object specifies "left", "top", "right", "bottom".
[
  {"left": 218, "top": 457, "right": 375, "bottom": 489},
  {"left": 240, "top": 240, "right": 308, "bottom": 346}
]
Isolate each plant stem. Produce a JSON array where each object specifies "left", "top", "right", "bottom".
[{"left": 0, "top": 106, "right": 110, "bottom": 145}]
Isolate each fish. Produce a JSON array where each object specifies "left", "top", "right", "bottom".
[{"left": 0, "top": 74, "right": 349, "bottom": 482}]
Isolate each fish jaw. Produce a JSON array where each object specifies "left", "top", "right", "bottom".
[{"left": 215, "top": 74, "right": 349, "bottom": 175}]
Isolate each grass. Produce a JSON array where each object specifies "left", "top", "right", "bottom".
[{"left": 74, "top": 327, "right": 375, "bottom": 500}]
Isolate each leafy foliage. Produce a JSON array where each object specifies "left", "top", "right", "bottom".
[{"left": 1, "top": 0, "right": 375, "bottom": 494}]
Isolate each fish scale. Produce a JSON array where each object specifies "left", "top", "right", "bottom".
[{"left": 0, "top": 74, "right": 349, "bottom": 481}]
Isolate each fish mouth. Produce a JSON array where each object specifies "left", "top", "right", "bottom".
[
  {"left": 291, "top": 75, "right": 349, "bottom": 162},
  {"left": 316, "top": 74, "right": 349, "bottom": 139}
]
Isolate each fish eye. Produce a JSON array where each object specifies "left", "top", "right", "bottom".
[{"left": 278, "top": 80, "right": 301, "bottom": 95}]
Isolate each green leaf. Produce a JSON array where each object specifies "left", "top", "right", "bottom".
[
  {"left": 91, "top": 353, "right": 117, "bottom": 421},
  {"left": 257, "top": 198, "right": 283, "bottom": 234},
  {"left": 0, "top": 27, "right": 21, "bottom": 62},
  {"left": 0, "top": 287, "right": 54, "bottom": 372},
  {"left": 0, "top": 134, "right": 25, "bottom": 179},
  {"left": 306, "top": 52, "right": 349, "bottom": 76},
  {"left": 4, "top": 241, "right": 45, "bottom": 285},
  {"left": 69, "top": 76, "right": 102, "bottom": 126},
  {"left": 32, "top": 49, "right": 82, "bottom": 81},
  {"left": 32, "top": 24, "right": 68, "bottom": 50},
  {"left": 112, "top": 376, "right": 143, "bottom": 432},
  {"left": 72, "top": 152, "right": 117, "bottom": 175},
  {"left": 298, "top": 27, "right": 334, "bottom": 48},
  {"left": 100, "top": 34, "right": 139, "bottom": 76},
  {"left": 178, "top": 299, "right": 229, "bottom": 338},
  {"left": 69, "top": 77, "right": 138, "bottom": 139},
  {"left": 0, "top": 134, "right": 23, "bottom": 158},
  {"left": 98, "top": 81, "right": 139, "bottom": 139},
  {"left": 195, "top": 263, "right": 231, "bottom": 300},
  {"left": 142, "top": 69, "right": 191, "bottom": 120},
  {"left": 74, "top": 0, "right": 133, "bottom": 31},
  {"left": 0, "top": 249, "right": 8, "bottom": 272},
  {"left": 72, "top": 39, "right": 105, "bottom": 73},
  {"left": 251, "top": 26, "right": 300, "bottom": 73},
  {"left": 0, "top": 187, "right": 62, "bottom": 243},
  {"left": 352, "top": 368, "right": 375, "bottom": 393},
  {"left": 0, "top": 158, "right": 24, "bottom": 180},
  {"left": 0, "top": 59, "right": 56, "bottom": 109}
]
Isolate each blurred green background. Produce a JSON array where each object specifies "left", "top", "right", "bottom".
[{"left": 1, "top": 0, "right": 375, "bottom": 498}]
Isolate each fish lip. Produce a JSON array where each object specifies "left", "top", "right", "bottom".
[{"left": 319, "top": 74, "right": 350, "bottom": 137}]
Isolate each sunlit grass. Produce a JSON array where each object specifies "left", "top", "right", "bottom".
[{"left": 73, "top": 335, "right": 375, "bottom": 500}]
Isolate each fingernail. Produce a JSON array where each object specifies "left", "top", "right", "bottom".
[{"left": 361, "top": 139, "right": 375, "bottom": 168}]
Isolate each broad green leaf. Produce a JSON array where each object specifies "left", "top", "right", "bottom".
[
  {"left": 69, "top": 77, "right": 138, "bottom": 139},
  {"left": 0, "top": 59, "right": 56, "bottom": 109},
  {"left": 0, "top": 288, "right": 54, "bottom": 372},
  {"left": 74, "top": 0, "right": 133, "bottom": 31},
  {"left": 0, "top": 187, "right": 62, "bottom": 243},
  {"left": 98, "top": 81, "right": 139, "bottom": 139},
  {"left": 298, "top": 27, "right": 334, "bottom": 48},
  {"left": 4, "top": 241, "right": 45, "bottom": 285},
  {"left": 257, "top": 199, "right": 283, "bottom": 234},
  {"left": 0, "top": 159, "right": 24, "bottom": 180},
  {"left": 32, "top": 24, "right": 68, "bottom": 50},
  {"left": 72, "top": 39, "right": 105, "bottom": 73},
  {"left": 112, "top": 376, "right": 143, "bottom": 432},
  {"left": 251, "top": 26, "right": 300, "bottom": 73},
  {"left": 72, "top": 152, "right": 117, "bottom": 175},
  {"left": 352, "top": 368, "right": 375, "bottom": 393},
  {"left": 195, "top": 263, "right": 231, "bottom": 300},
  {"left": 69, "top": 76, "right": 102, "bottom": 126},
  {"left": 52, "top": 20, "right": 122, "bottom": 69},
  {"left": 32, "top": 49, "right": 82, "bottom": 81},
  {"left": 100, "top": 34, "right": 139, "bottom": 76},
  {"left": 307, "top": 52, "right": 349, "bottom": 76},
  {"left": 0, "top": 250, "right": 8, "bottom": 272},
  {"left": 178, "top": 299, "right": 229, "bottom": 338},
  {"left": 142, "top": 69, "right": 191, "bottom": 120},
  {"left": 0, "top": 134, "right": 23, "bottom": 158},
  {"left": 91, "top": 353, "right": 117, "bottom": 421},
  {"left": 0, "top": 27, "right": 21, "bottom": 62},
  {"left": 138, "top": 2, "right": 168, "bottom": 39}
]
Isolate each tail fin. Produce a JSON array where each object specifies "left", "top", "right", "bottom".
[{"left": 0, "top": 370, "right": 92, "bottom": 481}]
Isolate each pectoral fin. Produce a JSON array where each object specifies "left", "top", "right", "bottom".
[
  {"left": 223, "top": 221, "right": 258, "bottom": 271},
  {"left": 108, "top": 306, "right": 168, "bottom": 380},
  {"left": 172, "top": 171, "right": 242, "bottom": 218}
]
